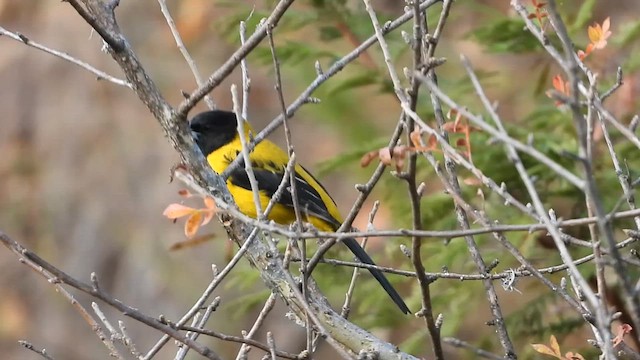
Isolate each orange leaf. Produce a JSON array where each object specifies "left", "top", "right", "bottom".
[
  {"left": 163, "top": 203, "right": 196, "bottom": 219},
  {"left": 531, "top": 344, "right": 559, "bottom": 357},
  {"left": 588, "top": 17, "right": 612, "bottom": 50},
  {"left": 360, "top": 150, "right": 378, "bottom": 167},
  {"left": 529, "top": 0, "right": 547, "bottom": 26},
  {"left": 410, "top": 128, "right": 423, "bottom": 148},
  {"left": 204, "top": 197, "right": 216, "bottom": 210},
  {"left": 427, "top": 134, "right": 437, "bottom": 148},
  {"left": 552, "top": 75, "right": 567, "bottom": 94},
  {"left": 201, "top": 209, "right": 215, "bottom": 226},
  {"left": 456, "top": 138, "right": 467, "bottom": 147},
  {"left": 360, "top": 145, "right": 420, "bottom": 170},
  {"left": 549, "top": 75, "right": 570, "bottom": 106},
  {"left": 184, "top": 212, "right": 203, "bottom": 238},
  {"left": 549, "top": 335, "right": 561, "bottom": 356},
  {"left": 577, "top": 49, "right": 587, "bottom": 61},
  {"left": 588, "top": 25, "right": 597, "bottom": 42},
  {"left": 585, "top": 43, "right": 594, "bottom": 56}
]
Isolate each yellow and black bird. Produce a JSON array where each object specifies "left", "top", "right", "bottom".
[{"left": 190, "top": 110, "right": 410, "bottom": 314}]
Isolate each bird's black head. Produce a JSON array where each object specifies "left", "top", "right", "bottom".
[{"left": 190, "top": 110, "right": 238, "bottom": 156}]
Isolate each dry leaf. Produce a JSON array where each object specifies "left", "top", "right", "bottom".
[
  {"left": 549, "top": 335, "right": 561, "bottom": 357},
  {"left": 163, "top": 203, "right": 196, "bottom": 219},
  {"left": 185, "top": 211, "right": 203, "bottom": 238},
  {"left": 169, "top": 232, "right": 216, "bottom": 251},
  {"left": 531, "top": 343, "right": 559, "bottom": 357}
]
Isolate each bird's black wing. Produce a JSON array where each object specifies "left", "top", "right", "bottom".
[
  {"left": 228, "top": 159, "right": 341, "bottom": 228},
  {"left": 227, "top": 157, "right": 411, "bottom": 314}
]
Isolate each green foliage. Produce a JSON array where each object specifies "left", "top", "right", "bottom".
[
  {"left": 506, "top": 291, "right": 584, "bottom": 339},
  {"left": 568, "top": 0, "right": 598, "bottom": 32},
  {"left": 612, "top": 19, "right": 640, "bottom": 72},
  {"left": 327, "top": 68, "right": 385, "bottom": 96},
  {"left": 253, "top": 40, "right": 340, "bottom": 66},
  {"left": 468, "top": 18, "right": 541, "bottom": 53},
  {"left": 613, "top": 19, "right": 640, "bottom": 46},
  {"left": 225, "top": 289, "right": 272, "bottom": 319}
]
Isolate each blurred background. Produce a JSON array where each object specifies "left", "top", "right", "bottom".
[{"left": 1, "top": 0, "right": 639, "bottom": 359}]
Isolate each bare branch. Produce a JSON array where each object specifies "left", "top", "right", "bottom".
[
  {"left": 0, "top": 25, "right": 131, "bottom": 88},
  {"left": 157, "top": 0, "right": 215, "bottom": 109}
]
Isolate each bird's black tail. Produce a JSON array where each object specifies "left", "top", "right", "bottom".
[{"left": 342, "top": 237, "right": 411, "bottom": 314}]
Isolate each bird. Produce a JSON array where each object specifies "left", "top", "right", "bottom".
[{"left": 190, "top": 110, "right": 410, "bottom": 314}]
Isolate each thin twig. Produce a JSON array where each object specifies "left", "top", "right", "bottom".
[
  {"left": 157, "top": 0, "right": 215, "bottom": 109},
  {"left": 599, "top": 106, "right": 640, "bottom": 230},
  {"left": 340, "top": 201, "right": 380, "bottom": 319},
  {"left": 180, "top": 326, "right": 302, "bottom": 360},
  {"left": 174, "top": 298, "right": 220, "bottom": 360},
  {"left": 240, "top": 20, "right": 251, "bottom": 118},
  {"left": 442, "top": 337, "right": 504, "bottom": 360},
  {"left": 267, "top": 332, "right": 277, "bottom": 360},
  {"left": 145, "top": 266, "right": 222, "bottom": 358},
  {"left": 232, "top": 84, "right": 264, "bottom": 217},
  {"left": 265, "top": 23, "right": 313, "bottom": 354},
  {"left": 295, "top": 236, "right": 638, "bottom": 280},
  {"left": 0, "top": 26, "right": 131, "bottom": 88},
  {"left": 18, "top": 341, "right": 55, "bottom": 360},
  {"left": 403, "top": 0, "right": 446, "bottom": 357},
  {"left": 119, "top": 321, "right": 142, "bottom": 358},
  {"left": 235, "top": 293, "right": 277, "bottom": 360}
]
